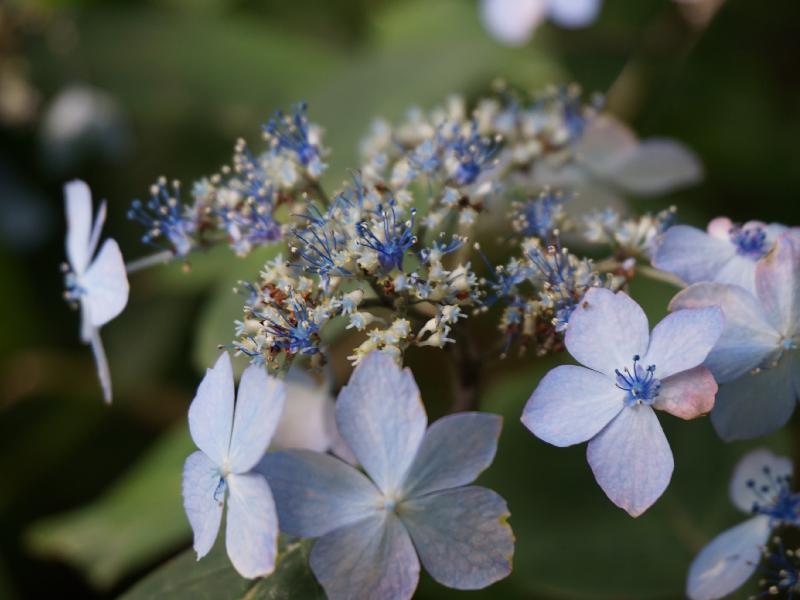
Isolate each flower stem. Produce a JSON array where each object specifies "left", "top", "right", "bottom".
[{"left": 125, "top": 250, "right": 174, "bottom": 274}]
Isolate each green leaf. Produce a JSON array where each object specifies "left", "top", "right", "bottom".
[
  {"left": 26, "top": 425, "right": 194, "bottom": 589},
  {"left": 120, "top": 537, "right": 324, "bottom": 600}
]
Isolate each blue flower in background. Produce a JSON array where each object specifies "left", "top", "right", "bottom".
[
  {"left": 259, "top": 351, "right": 514, "bottom": 600},
  {"left": 670, "top": 235, "right": 800, "bottom": 440},
  {"left": 522, "top": 287, "right": 724, "bottom": 516},
  {"left": 182, "top": 352, "right": 285, "bottom": 578},
  {"left": 653, "top": 217, "right": 797, "bottom": 293},
  {"left": 686, "top": 448, "right": 799, "bottom": 600}
]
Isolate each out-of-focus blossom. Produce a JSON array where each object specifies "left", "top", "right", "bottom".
[
  {"left": 523, "top": 288, "right": 723, "bottom": 516},
  {"left": 686, "top": 449, "right": 798, "bottom": 600},
  {"left": 40, "top": 85, "right": 131, "bottom": 172},
  {"left": 480, "top": 0, "right": 602, "bottom": 46},
  {"left": 61, "top": 180, "right": 129, "bottom": 403}
]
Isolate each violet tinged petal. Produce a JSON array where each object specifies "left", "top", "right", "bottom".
[
  {"left": 654, "top": 366, "right": 717, "bottom": 420},
  {"left": 225, "top": 472, "right": 279, "bottom": 579},
  {"left": 685, "top": 516, "right": 771, "bottom": 600},
  {"left": 227, "top": 365, "right": 285, "bottom": 473},
  {"left": 188, "top": 352, "right": 235, "bottom": 466},
  {"left": 336, "top": 351, "right": 427, "bottom": 496},
  {"left": 756, "top": 235, "right": 800, "bottom": 337},
  {"left": 587, "top": 405, "right": 673, "bottom": 517},
  {"left": 711, "top": 356, "right": 798, "bottom": 441},
  {"left": 401, "top": 412, "right": 502, "bottom": 497},
  {"left": 257, "top": 450, "right": 381, "bottom": 538},
  {"left": 182, "top": 450, "right": 223, "bottom": 560},
  {"left": 653, "top": 225, "right": 737, "bottom": 286},
  {"left": 728, "top": 448, "right": 793, "bottom": 514},
  {"left": 309, "top": 512, "right": 420, "bottom": 600},
  {"left": 479, "top": 0, "right": 547, "bottom": 46},
  {"left": 522, "top": 365, "right": 624, "bottom": 447},
  {"left": 564, "top": 288, "right": 649, "bottom": 377},
  {"left": 400, "top": 486, "right": 513, "bottom": 590},
  {"left": 670, "top": 283, "right": 779, "bottom": 383},
  {"left": 643, "top": 306, "right": 724, "bottom": 379}
]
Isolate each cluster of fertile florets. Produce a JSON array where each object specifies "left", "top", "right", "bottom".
[{"left": 127, "top": 86, "right": 686, "bottom": 372}]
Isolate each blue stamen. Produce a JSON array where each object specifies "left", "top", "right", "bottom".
[
  {"left": 357, "top": 204, "right": 417, "bottom": 272},
  {"left": 729, "top": 224, "right": 768, "bottom": 259},
  {"left": 615, "top": 355, "right": 661, "bottom": 407}
]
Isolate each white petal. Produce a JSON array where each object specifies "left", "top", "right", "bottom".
[
  {"left": 182, "top": 451, "right": 223, "bottom": 560},
  {"left": 755, "top": 235, "right": 800, "bottom": 337},
  {"left": 605, "top": 139, "right": 703, "bottom": 196},
  {"left": 188, "top": 352, "right": 235, "bottom": 466},
  {"left": 272, "top": 369, "right": 337, "bottom": 453},
  {"left": 88, "top": 327, "right": 113, "bottom": 404},
  {"left": 686, "top": 516, "right": 770, "bottom": 600},
  {"left": 574, "top": 115, "right": 638, "bottom": 175},
  {"left": 548, "top": 0, "right": 602, "bottom": 28},
  {"left": 64, "top": 179, "right": 92, "bottom": 274},
  {"left": 82, "top": 238, "right": 129, "bottom": 328},
  {"left": 225, "top": 472, "right": 279, "bottom": 579},
  {"left": 480, "top": 0, "right": 548, "bottom": 46},
  {"left": 653, "top": 225, "right": 738, "bottom": 287},
  {"left": 227, "top": 365, "right": 285, "bottom": 473}
]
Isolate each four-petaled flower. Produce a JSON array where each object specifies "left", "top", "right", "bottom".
[
  {"left": 182, "top": 352, "right": 285, "bottom": 578},
  {"left": 259, "top": 351, "right": 514, "bottom": 600},
  {"left": 522, "top": 287, "right": 723, "bottom": 516},
  {"left": 62, "top": 180, "right": 129, "bottom": 403},
  {"left": 653, "top": 217, "right": 797, "bottom": 293},
  {"left": 686, "top": 448, "right": 800, "bottom": 600},
  {"left": 670, "top": 234, "right": 800, "bottom": 440}
]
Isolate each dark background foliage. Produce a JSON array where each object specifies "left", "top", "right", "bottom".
[{"left": 1, "top": 0, "right": 798, "bottom": 598}]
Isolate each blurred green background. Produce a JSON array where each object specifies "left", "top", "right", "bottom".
[{"left": 1, "top": 0, "right": 799, "bottom": 598}]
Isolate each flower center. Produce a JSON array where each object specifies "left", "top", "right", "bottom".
[
  {"left": 747, "top": 465, "right": 800, "bottom": 526},
  {"left": 729, "top": 224, "right": 768, "bottom": 259},
  {"left": 615, "top": 355, "right": 661, "bottom": 407}
]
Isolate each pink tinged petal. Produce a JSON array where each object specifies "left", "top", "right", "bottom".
[
  {"left": 225, "top": 472, "right": 279, "bottom": 579},
  {"left": 643, "top": 306, "right": 724, "bottom": 378},
  {"left": 182, "top": 451, "right": 223, "bottom": 560},
  {"left": 258, "top": 450, "right": 381, "bottom": 538},
  {"left": 685, "top": 516, "right": 771, "bottom": 600},
  {"left": 670, "top": 283, "right": 779, "bottom": 382},
  {"left": 479, "top": 0, "right": 548, "bottom": 46},
  {"left": 565, "top": 288, "right": 649, "bottom": 377},
  {"left": 548, "top": 0, "right": 602, "bottom": 28},
  {"left": 707, "top": 217, "right": 733, "bottom": 240},
  {"left": 401, "top": 413, "right": 502, "bottom": 497},
  {"left": 713, "top": 254, "right": 758, "bottom": 293},
  {"left": 309, "top": 512, "right": 420, "bottom": 600},
  {"left": 756, "top": 235, "right": 800, "bottom": 336},
  {"left": 654, "top": 367, "right": 717, "bottom": 420},
  {"left": 729, "top": 448, "right": 793, "bottom": 514},
  {"left": 188, "top": 352, "right": 235, "bottom": 466},
  {"left": 64, "top": 179, "right": 93, "bottom": 274},
  {"left": 227, "top": 365, "right": 285, "bottom": 473},
  {"left": 400, "top": 486, "right": 514, "bottom": 590},
  {"left": 336, "top": 351, "right": 427, "bottom": 496},
  {"left": 82, "top": 238, "right": 130, "bottom": 328},
  {"left": 711, "top": 356, "right": 798, "bottom": 441},
  {"left": 521, "top": 365, "right": 624, "bottom": 447},
  {"left": 88, "top": 327, "right": 113, "bottom": 404},
  {"left": 604, "top": 139, "right": 703, "bottom": 196},
  {"left": 652, "top": 225, "right": 737, "bottom": 286},
  {"left": 587, "top": 405, "right": 674, "bottom": 517}
]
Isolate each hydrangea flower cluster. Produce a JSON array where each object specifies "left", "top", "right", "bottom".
[{"left": 58, "top": 82, "right": 800, "bottom": 599}]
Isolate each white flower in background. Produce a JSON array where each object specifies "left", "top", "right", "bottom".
[
  {"left": 62, "top": 180, "right": 129, "bottom": 403},
  {"left": 480, "top": 0, "right": 602, "bottom": 46}
]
